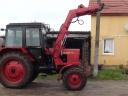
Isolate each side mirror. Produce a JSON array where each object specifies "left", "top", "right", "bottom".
[
  {"left": 0, "top": 28, "right": 5, "bottom": 31},
  {"left": 45, "top": 24, "right": 50, "bottom": 32}
]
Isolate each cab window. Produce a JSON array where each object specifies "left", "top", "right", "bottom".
[
  {"left": 6, "top": 27, "right": 22, "bottom": 47},
  {"left": 26, "top": 28, "right": 40, "bottom": 46}
]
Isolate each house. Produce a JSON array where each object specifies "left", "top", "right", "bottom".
[{"left": 90, "top": 0, "right": 128, "bottom": 66}]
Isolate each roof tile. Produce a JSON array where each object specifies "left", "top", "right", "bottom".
[{"left": 89, "top": 0, "right": 128, "bottom": 15}]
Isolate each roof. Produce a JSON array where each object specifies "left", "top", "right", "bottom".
[
  {"left": 6, "top": 22, "right": 46, "bottom": 28},
  {"left": 47, "top": 31, "right": 90, "bottom": 38},
  {"left": 89, "top": 0, "right": 128, "bottom": 16}
]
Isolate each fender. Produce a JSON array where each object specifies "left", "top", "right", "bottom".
[
  {"left": 20, "top": 48, "right": 34, "bottom": 61},
  {"left": 0, "top": 47, "right": 34, "bottom": 61},
  {"left": 57, "top": 64, "right": 93, "bottom": 80},
  {"left": 57, "top": 64, "right": 80, "bottom": 80}
]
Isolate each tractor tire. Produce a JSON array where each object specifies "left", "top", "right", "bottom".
[
  {"left": 30, "top": 64, "right": 39, "bottom": 82},
  {"left": 62, "top": 67, "right": 87, "bottom": 91},
  {"left": 0, "top": 52, "right": 33, "bottom": 88}
]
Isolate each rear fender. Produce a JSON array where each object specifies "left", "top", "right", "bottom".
[{"left": 0, "top": 48, "right": 34, "bottom": 61}]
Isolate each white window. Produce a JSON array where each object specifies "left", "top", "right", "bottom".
[{"left": 103, "top": 39, "right": 114, "bottom": 54}]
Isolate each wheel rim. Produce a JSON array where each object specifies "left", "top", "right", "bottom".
[
  {"left": 2, "top": 59, "right": 25, "bottom": 83},
  {"left": 68, "top": 73, "right": 82, "bottom": 88}
]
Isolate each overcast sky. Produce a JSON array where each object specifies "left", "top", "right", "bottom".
[{"left": 0, "top": 0, "right": 90, "bottom": 35}]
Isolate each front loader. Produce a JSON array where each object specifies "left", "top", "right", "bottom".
[{"left": 0, "top": 3, "right": 103, "bottom": 90}]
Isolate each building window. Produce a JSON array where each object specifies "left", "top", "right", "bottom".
[{"left": 103, "top": 39, "right": 114, "bottom": 54}]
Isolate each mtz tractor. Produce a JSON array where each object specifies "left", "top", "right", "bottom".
[{"left": 0, "top": 3, "right": 103, "bottom": 90}]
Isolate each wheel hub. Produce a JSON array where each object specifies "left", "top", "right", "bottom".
[
  {"left": 3, "top": 60, "right": 25, "bottom": 83},
  {"left": 68, "top": 73, "right": 81, "bottom": 87}
]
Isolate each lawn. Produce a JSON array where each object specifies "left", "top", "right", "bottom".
[
  {"left": 37, "top": 69, "right": 128, "bottom": 80},
  {"left": 94, "top": 69, "right": 128, "bottom": 80}
]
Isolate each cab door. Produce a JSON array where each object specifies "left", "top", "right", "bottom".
[{"left": 25, "top": 27, "right": 43, "bottom": 61}]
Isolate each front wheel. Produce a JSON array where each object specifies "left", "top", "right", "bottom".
[{"left": 62, "top": 67, "right": 87, "bottom": 91}]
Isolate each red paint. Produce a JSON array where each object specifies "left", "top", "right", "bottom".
[
  {"left": 68, "top": 73, "right": 82, "bottom": 88},
  {"left": 0, "top": 48, "right": 34, "bottom": 61},
  {"left": 2, "top": 59, "right": 25, "bottom": 83},
  {"left": 0, "top": 4, "right": 103, "bottom": 84},
  {"left": 57, "top": 64, "right": 79, "bottom": 80},
  {"left": 51, "top": 3, "right": 103, "bottom": 67},
  {"left": 63, "top": 49, "right": 80, "bottom": 65},
  {"left": 20, "top": 48, "right": 34, "bottom": 61}
]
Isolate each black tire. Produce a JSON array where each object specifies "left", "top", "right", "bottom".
[
  {"left": 62, "top": 67, "right": 87, "bottom": 91},
  {"left": 0, "top": 52, "right": 33, "bottom": 88},
  {"left": 30, "top": 64, "right": 39, "bottom": 82}
]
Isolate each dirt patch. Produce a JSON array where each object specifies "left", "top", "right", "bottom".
[{"left": 0, "top": 80, "right": 128, "bottom": 96}]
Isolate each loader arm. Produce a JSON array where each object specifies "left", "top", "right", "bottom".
[{"left": 52, "top": 3, "right": 104, "bottom": 64}]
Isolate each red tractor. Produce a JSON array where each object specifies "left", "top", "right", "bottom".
[{"left": 0, "top": 4, "right": 103, "bottom": 90}]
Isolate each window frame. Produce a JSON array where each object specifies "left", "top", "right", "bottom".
[{"left": 103, "top": 38, "right": 114, "bottom": 55}]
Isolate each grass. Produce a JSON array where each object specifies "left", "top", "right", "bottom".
[
  {"left": 37, "top": 74, "right": 57, "bottom": 80},
  {"left": 36, "top": 69, "right": 128, "bottom": 80},
  {"left": 94, "top": 69, "right": 128, "bottom": 80}
]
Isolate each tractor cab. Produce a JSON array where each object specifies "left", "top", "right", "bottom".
[
  {"left": 5, "top": 23, "right": 48, "bottom": 48},
  {"left": 5, "top": 23, "right": 50, "bottom": 61}
]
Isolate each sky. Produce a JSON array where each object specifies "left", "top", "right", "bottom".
[{"left": 0, "top": 0, "right": 90, "bottom": 35}]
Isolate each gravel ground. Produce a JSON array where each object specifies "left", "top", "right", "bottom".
[{"left": 0, "top": 80, "right": 128, "bottom": 96}]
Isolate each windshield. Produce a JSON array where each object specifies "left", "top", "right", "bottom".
[{"left": 6, "top": 27, "right": 22, "bottom": 47}]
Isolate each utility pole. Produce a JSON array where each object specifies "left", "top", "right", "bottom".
[{"left": 93, "top": 0, "right": 101, "bottom": 77}]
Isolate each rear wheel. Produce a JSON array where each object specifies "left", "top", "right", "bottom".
[
  {"left": 0, "top": 52, "right": 33, "bottom": 88},
  {"left": 62, "top": 67, "right": 87, "bottom": 91},
  {"left": 30, "top": 64, "right": 39, "bottom": 82}
]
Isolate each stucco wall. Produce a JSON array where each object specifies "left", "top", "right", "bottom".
[{"left": 91, "top": 16, "right": 128, "bottom": 65}]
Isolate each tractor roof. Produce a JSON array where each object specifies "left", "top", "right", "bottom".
[{"left": 6, "top": 22, "right": 46, "bottom": 28}]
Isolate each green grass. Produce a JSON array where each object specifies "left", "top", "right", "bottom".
[
  {"left": 94, "top": 69, "right": 128, "bottom": 80},
  {"left": 37, "top": 74, "right": 57, "bottom": 80},
  {"left": 36, "top": 69, "right": 128, "bottom": 80}
]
